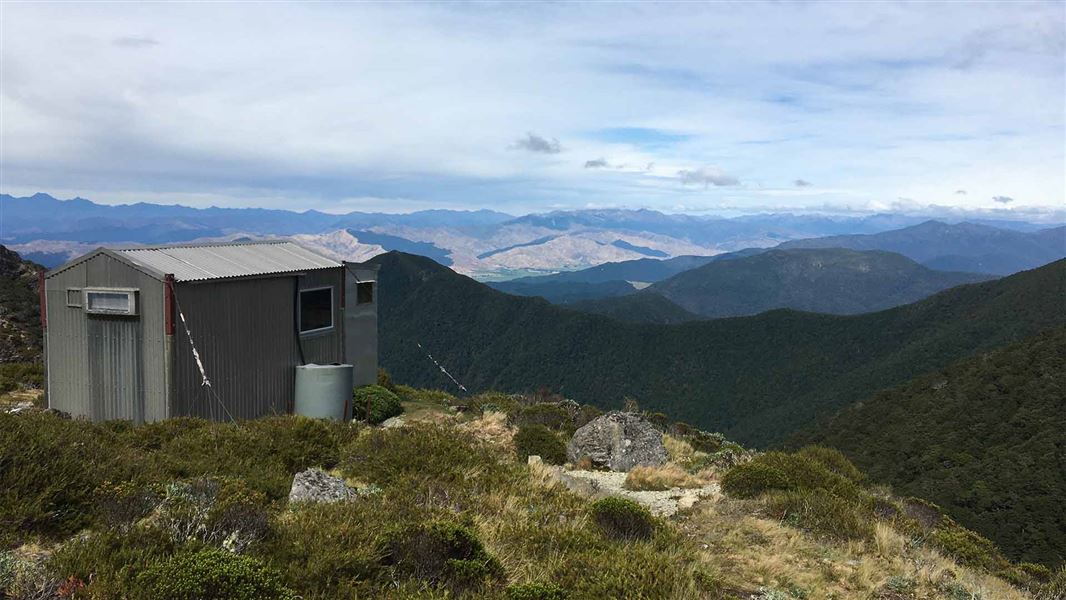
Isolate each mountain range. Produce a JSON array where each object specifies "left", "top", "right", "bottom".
[
  {"left": 778, "top": 220, "right": 1066, "bottom": 275},
  {"left": 368, "top": 251, "right": 1065, "bottom": 448},
  {"left": 6, "top": 193, "right": 1061, "bottom": 279}
]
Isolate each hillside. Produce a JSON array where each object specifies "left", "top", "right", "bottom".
[
  {"left": 798, "top": 326, "right": 1066, "bottom": 567},
  {"left": 370, "top": 252, "right": 1066, "bottom": 447},
  {"left": 568, "top": 293, "right": 700, "bottom": 324},
  {"left": 0, "top": 390, "right": 1054, "bottom": 599},
  {"left": 0, "top": 246, "right": 43, "bottom": 363},
  {"left": 647, "top": 248, "right": 992, "bottom": 318},
  {"left": 488, "top": 279, "right": 640, "bottom": 304},
  {"left": 779, "top": 220, "right": 1066, "bottom": 275}
]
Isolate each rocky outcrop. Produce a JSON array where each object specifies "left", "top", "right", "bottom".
[
  {"left": 288, "top": 468, "right": 358, "bottom": 504},
  {"left": 566, "top": 411, "right": 667, "bottom": 472}
]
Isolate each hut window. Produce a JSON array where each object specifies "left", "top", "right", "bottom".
[
  {"left": 357, "top": 281, "right": 374, "bottom": 304},
  {"left": 84, "top": 288, "right": 137, "bottom": 316},
  {"left": 66, "top": 288, "right": 83, "bottom": 307},
  {"left": 299, "top": 287, "right": 333, "bottom": 334}
]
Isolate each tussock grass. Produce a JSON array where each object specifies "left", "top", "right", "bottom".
[{"left": 623, "top": 464, "right": 704, "bottom": 491}]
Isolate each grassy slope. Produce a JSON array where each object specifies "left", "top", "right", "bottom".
[
  {"left": 796, "top": 326, "right": 1066, "bottom": 567},
  {"left": 371, "top": 252, "right": 1066, "bottom": 447}
]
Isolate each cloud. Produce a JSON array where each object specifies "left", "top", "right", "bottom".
[
  {"left": 678, "top": 166, "right": 739, "bottom": 187},
  {"left": 992, "top": 195, "right": 1014, "bottom": 204},
  {"left": 112, "top": 36, "right": 159, "bottom": 48},
  {"left": 794, "top": 179, "right": 812, "bottom": 187},
  {"left": 511, "top": 132, "right": 561, "bottom": 154},
  {"left": 584, "top": 158, "right": 609, "bottom": 169},
  {"left": 954, "top": 189, "right": 967, "bottom": 195}
]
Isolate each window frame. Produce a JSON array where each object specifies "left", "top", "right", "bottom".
[
  {"left": 83, "top": 287, "right": 138, "bottom": 316},
  {"left": 356, "top": 281, "right": 375, "bottom": 305},
  {"left": 298, "top": 286, "right": 334, "bottom": 335},
  {"left": 66, "top": 288, "right": 83, "bottom": 308}
]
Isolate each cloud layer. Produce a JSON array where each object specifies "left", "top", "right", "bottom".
[{"left": 1, "top": 2, "right": 1063, "bottom": 218}]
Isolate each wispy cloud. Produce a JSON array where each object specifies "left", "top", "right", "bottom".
[
  {"left": 992, "top": 195, "right": 1014, "bottom": 204},
  {"left": 794, "top": 179, "right": 812, "bottom": 187},
  {"left": 584, "top": 158, "right": 609, "bottom": 169},
  {"left": 955, "top": 189, "right": 967, "bottom": 195},
  {"left": 112, "top": 36, "right": 158, "bottom": 48},
  {"left": 511, "top": 133, "right": 561, "bottom": 154},
  {"left": 678, "top": 167, "right": 739, "bottom": 187}
]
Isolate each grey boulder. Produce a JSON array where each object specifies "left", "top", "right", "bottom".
[
  {"left": 566, "top": 411, "right": 667, "bottom": 472},
  {"left": 288, "top": 468, "right": 358, "bottom": 504}
]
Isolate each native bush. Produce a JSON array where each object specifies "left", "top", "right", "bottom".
[
  {"left": 720, "top": 450, "right": 862, "bottom": 500},
  {"left": 511, "top": 403, "right": 572, "bottom": 430},
  {"left": 794, "top": 445, "right": 866, "bottom": 485},
  {"left": 507, "top": 582, "right": 569, "bottom": 600},
  {"left": 589, "top": 497, "right": 656, "bottom": 541},
  {"left": 720, "top": 461, "right": 791, "bottom": 498},
  {"left": 352, "top": 385, "right": 404, "bottom": 424},
  {"left": 763, "top": 489, "right": 874, "bottom": 541},
  {"left": 514, "top": 424, "right": 567, "bottom": 465},
  {"left": 381, "top": 521, "right": 504, "bottom": 591},
  {"left": 0, "top": 362, "right": 43, "bottom": 394},
  {"left": 136, "top": 547, "right": 295, "bottom": 600}
]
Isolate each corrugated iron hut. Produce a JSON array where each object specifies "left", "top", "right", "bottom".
[{"left": 41, "top": 240, "right": 379, "bottom": 422}]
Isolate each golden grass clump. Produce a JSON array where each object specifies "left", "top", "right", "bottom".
[{"left": 624, "top": 463, "right": 704, "bottom": 491}]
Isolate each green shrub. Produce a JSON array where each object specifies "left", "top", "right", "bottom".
[
  {"left": 720, "top": 451, "right": 862, "bottom": 500},
  {"left": 794, "top": 446, "right": 866, "bottom": 484},
  {"left": 589, "top": 497, "right": 656, "bottom": 541},
  {"left": 514, "top": 424, "right": 567, "bottom": 465},
  {"left": 0, "top": 362, "right": 43, "bottom": 394},
  {"left": 1037, "top": 566, "right": 1066, "bottom": 600},
  {"left": 512, "top": 403, "right": 572, "bottom": 430},
  {"left": 685, "top": 429, "right": 726, "bottom": 454},
  {"left": 763, "top": 489, "right": 874, "bottom": 541},
  {"left": 507, "top": 581, "right": 569, "bottom": 600},
  {"left": 382, "top": 521, "right": 503, "bottom": 591},
  {"left": 393, "top": 384, "right": 456, "bottom": 405},
  {"left": 352, "top": 385, "right": 404, "bottom": 424},
  {"left": 720, "top": 461, "right": 791, "bottom": 498},
  {"left": 931, "top": 521, "right": 1003, "bottom": 571},
  {"left": 136, "top": 547, "right": 295, "bottom": 600}
]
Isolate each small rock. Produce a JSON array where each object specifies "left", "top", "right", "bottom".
[
  {"left": 527, "top": 455, "right": 543, "bottom": 467},
  {"left": 381, "top": 416, "right": 406, "bottom": 429},
  {"left": 288, "top": 468, "right": 358, "bottom": 504},
  {"left": 566, "top": 411, "right": 668, "bottom": 472}
]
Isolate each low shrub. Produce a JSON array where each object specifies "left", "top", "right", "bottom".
[
  {"left": 512, "top": 403, "right": 572, "bottom": 431},
  {"left": 720, "top": 461, "right": 790, "bottom": 498},
  {"left": 507, "top": 582, "right": 569, "bottom": 600},
  {"left": 589, "top": 497, "right": 656, "bottom": 541},
  {"left": 623, "top": 464, "right": 702, "bottom": 491},
  {"left": 393, "top": 384, "right": 456, "bottom": 406},
  {"left": 352, "top": 385, "right": 404, "bottom": 425},
  {"left": 1037, "top": 566, "right": 1066, "bottom": 600},
  {"left": 931, "top": 520, "right": 1003, "bottom": 571},
  {"left": 794, "top": 446, "right": 866, "bottom": 484},
  {"left": 156, "top": 478, "right": 269, "bottom": 553},
  {"left": 382, "top": 521, "right": 504, "bottom": 591},
  {"left": 0, "top": 362, "right": 43, "bottom": 394},
  {"left": 763, "top": 489, "right": 874, "bottom": 541},
  {"left": 48, "top": 527, "right": 177, "bottom": 597},
  {"left": 720, "top": 450, "right": 862, "bottom": 500},
  {"left": 514, "top": 424, "right": 567, "bottom": 465},
  {"left": 136, "top": 547, "right": 296, "bottom": 600}
]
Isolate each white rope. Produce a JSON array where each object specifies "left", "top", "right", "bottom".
[
  {"left": 416, "top": 342, "right": 467, "bottom": 393},
  {"left": 176, "top": 303, "right": 211, "bottom": 388}
]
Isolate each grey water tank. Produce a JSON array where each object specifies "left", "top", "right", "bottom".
[{"left": 294, "top": 363, "right": 354, "bottom": 420}]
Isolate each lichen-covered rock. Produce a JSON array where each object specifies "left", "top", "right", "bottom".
[
  {"left": 566, "top": 411, "right": 667, "bottom": 472},
  {"left": 288, "top": 468, "right": 357, "bottom": 504}
]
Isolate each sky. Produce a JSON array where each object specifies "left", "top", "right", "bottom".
[{"left": 2, "top": 2, "right": 1064, "bottom": 220}]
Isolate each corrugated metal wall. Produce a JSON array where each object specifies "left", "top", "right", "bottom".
[
  {"left": 344, "top": 264, "right": 379, "bottom": 386},
  {"left": 44, "top": 254, "right": 166, "bottom": 422},
  {"left": 172, "top": 269, "right": 344, "bottom": 420}
]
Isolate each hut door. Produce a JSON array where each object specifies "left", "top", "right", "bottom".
[{"left": 87, "top": 315, "right": 145, "bottom": 422}]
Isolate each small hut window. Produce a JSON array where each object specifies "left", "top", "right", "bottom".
[
  {"left": 84, "top": 288, "right": 137, "bottom": 316},
  {"left": 357, "top": 281, "right": 374, "bottom": 305},
  {"left": 299, "top": 287, "right": 333, "bottom": 334},
  {"left": 66, "top": 288, "right": 83, "bottom": 307}
]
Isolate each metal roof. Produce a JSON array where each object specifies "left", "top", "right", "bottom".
[{"left": 116, "top": 241, "right": 341, "bottom": 282}]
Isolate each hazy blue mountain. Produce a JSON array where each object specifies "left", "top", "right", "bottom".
[
  {"left": 346, "top": 229, "right": 453, "bottom": 266},
  {"left": 609, "top": 239, "right": 668, "bottom": 257},
  {"left": 648, "top": 248, "right": 994, "bottom": 318},
  {"left": 778, "top": 220, "right": 1066, "bottom": 275}
]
